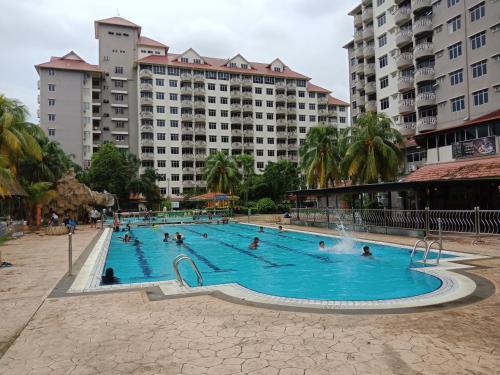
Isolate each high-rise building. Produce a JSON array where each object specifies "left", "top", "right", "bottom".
[
  {"left": 36, "top": 17, "right": 349, "bottom": 196},
  {"left": 344, "top": 0, "right": 500, "bottom": 172}
]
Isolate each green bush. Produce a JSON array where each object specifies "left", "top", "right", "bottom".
[{"left": 255, "top": 197, "right": 277, "bottom": 213}]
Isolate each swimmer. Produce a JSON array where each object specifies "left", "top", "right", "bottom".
[
  {"left": 259, "top": 226, "right": 264, "bottom": 233},
  {"left": 278, "top": 225, "right": 284, "bottom": 232},
  {"left": 362, "top": 246, "right": 372, "bottom": 256},
  {"left": 126, "top": 223, "right": 131, "bottom": 232},
  {"left": 319, "top": 241, "right": 325, "bottom": 249},
  {"left": 249, "top": 237, "right": 260, "bottom": 249},
  {"left": 101, "top": 267, "right": 119, "bottom": 285},
  {"left": 163, "top": 233, "right": 170, "bottom": 242},
  {"left": 202, "top": 233, "right": 208, "bottom": 238}
]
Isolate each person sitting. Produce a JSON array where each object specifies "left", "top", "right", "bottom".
[
  {"left": 163, "top": 233, "right": 170, "bottom": 242},
  {"left": 283, "top": 212, "right": 291, "bottom": 218},
  {"left": 319, "top": 241, "right": 325, "bottom": 249},
  {"left": 259, "top": 226, "right": 264, "bottom": 233},
  {"left": 249, "top": 237, "right": 260, "bottom": 249},
  {"left": 101, "top": 267, "right": 119, "bottom": 285},
  {"left": 362, "top": 246, "right": 372, "bottom": 257}
]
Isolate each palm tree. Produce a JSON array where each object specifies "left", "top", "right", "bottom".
[
  {"left": 299, "top": 125, "right": 342, "bottom": 188},
  {"left": 203, "top": 151, "right": 240, "bottom": 194},
  {"left": 236, "top": 154, "right": 255, "bottom": 203},
  {"left": 343, "top": 112, "right": 403, "bottom": 184},
  {"left": 0, "top": 155, "right": 13, "bottom": 197},
  {"left": 23, "top": 181, "right": 58, "bottom": 226},
  {"left": 0, "top": 95, "right": 42, "bottom": 174}
]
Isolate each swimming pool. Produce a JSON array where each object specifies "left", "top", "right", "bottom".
[{"left": 101, "top": 223, "right": 455, "bottom": 301}]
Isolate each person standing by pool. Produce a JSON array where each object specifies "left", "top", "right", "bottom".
[
  {"left": 362, "top": 246, "right": 372, "bottom": 256},
  {"left": 249, "top": 237, "right": 259, "bottom": 249},
  {"left": 89, "top": 208, "right": 98, "bottom": 228}
]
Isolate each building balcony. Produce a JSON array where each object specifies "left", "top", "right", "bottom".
[
  {"left": 183, "top": 180, "right": 195, "bottom": 188},
  {"left": 398, "top": 99, "right": 415, "bottom": 114},
  {"left": 286, "top": 82, "right": 297, "bottom": 89},
  {"left": 287, "top": 120, "right": 297, "bottom": 127},
  {"left": 288, "top": 144, "right": 298, "bottom": 150},
  {"left": 181, "top": 140, "right": 194, "bottom": 147},
  {"left": 193, "top": 88, "right": 205, "bottom": 96},
  {"left": 354, "top": 14, "right": 363, "bottom": 27},
  {"left": 364, "top": 63, "right": 375, "bottom": 76},
  {"left": 363, "top": 45, "right": 375, "bottom": 57},
  {"left": 362, "top": 0, "right": 372, "bottom": 5},
  {"left": 230, "top": 77, "right": 242, "bottom": 85},
  {"left": 414, "top": 42, "right": 433, "bottom": 59},
  {"left": 396, "top": 53, "right": 414, "bottom": 69},
  {"left": 287, "top": 95, "right": 297, "bottom": 102},
  {"left": 231, "top": 129, "right": 242, "bottom": 136},
  {"left": 417, "top": 116, "right": 437, "bottom": 132},
  {"left": 365, "top": 100, "right": 377, "bottom": 112},
  {"left": 243, "top": 117, "right": 253, "bottom": 125},
  {"left": 275, "top": 81, "right": 286, "bottom": 89},
  {"left": 230, "top": 90, "right": 241, "bottom": 98},
  {"left": 242, "top": 104, "right": 253, "bottom": 112},
  {"left": 395, "top": 7, "right": 412, "bottom": 25},
  {"left": 141, "top": 152, "right": 154, "bottom": 161},
  {"left": 354, "top": 62, "right": 365, "bottom": 74},
  {"left": 365, "top": 81, "right": 376, "bottom": 94},
  {"left": 354, "top": 30, "right": 363, "bottom": 43},
  {"left": 277, "top": 143, "right": 288, "bottom": 150},
  {"left": 287, "top": 107, "right": 297, "bottom": 115},
  {"left": 242, "top": 91, "right": 253, "bottom": 99},
  {"left": 397, "top": 76, "right": 415, "bottom": 92},
  {"left": 140, "top": 97, "right": 153, "bottom": 105},
  {"left": 182, "top": 154, "right": 195, "bottom": 161},
  {"left": 140, "top": 111, "right": 153, "bottom": 120},
  {"left": 397, "top": 122, "right": 416, "bottom": 137},
  {"left": 318, "top": 109, "right": 329, "bottom": 116},
  {"left": 180, "top": 86, "right": 193, "bottom": 95},
  {"left": 288, "top": 131, "right": 297, "bottom": 138},
  {"left": 276, "top": 106, "right": 287, "bottom": 114},
  {"left": 416, "top": 92, "right": 436, "bottom": 107},
  {"left": 241, "top": 78, "right": 252, "bottom": 87},
  {"left": 276, "top": 94, "right": 287, "bottom": 102},
  {"left": 195, "top": 181, "right": 207, "bottom": 188},
  {"left": 318, "top": 96, "right": 328, "bottom": 105},
  {"left": 141, "top": 138, "right": 154, "bottom": 146},
  {"left": 328, "top": 109, "right": 338, "bottom": 117},
  {"left": 194, "top": 114, "right": 206, "bottom": 122},
  {"left": 362, "top": 8, "right": 373, "bottom": 23},
  {"left": 139, "top": 69, "right": 153, "bottom": 78},
  {"left": 181, "top": 125, "right": 193, "bottom": 133},
  {"left": 413, "top": 17, "right": 432, "bottom": 35},
  {"left": 412, "top": 0, "right": 432, "bottom": 13},
  {"left": 354, "top": 46, "right": 364, "bottom": 58},
  {"left": 231, "top": 142, "right": 243, "bottom": 149},
  {"left": 140, "top": 83, "right": 153, "bottom": 91},
  {"left": 181, "top": 113, "right": 194, "bottom": 121},
  {"left": 363, "top": 27, "right": 374, "bottom": 41},
  {"left": 140, "top": 124, "right": 154, "bottom": 132},
  {"left": 231, "top": 117, "right": 242, "bottom": 125},
  {"left": 230, "top": 103, "right": 242, "bottom": 111},
  {"left": 181, "top": 100, "right": 193, "bottom": 108},
  {"left": 395, "top": 29, "right": 413, "bottom": 48},
  {"left": 182, "top": 167, "right": 194, "bottom": 174},
  {"left": 415, "top": 67, "right": 435, "bottom": 83},
  {"left": 194, "top": 127, "right": 206, "bottom": 135},
  {"left": 195, "top": 140, "right": 207, "bottom": 147},
  {"left": 357, "top": 96, "right": 366, "bottom": 107},
  {"left": 180, "top": 72, "right": 192, "bottom": 81},
  {"left": 195, "top": 167, "right": 204, "bottom": 174},
  {"left": 277, "top": 131, "right": 287, "bottom": 137},
  {"left": 356, "top": 80, "right": 365, "bottom": 91},
  {"left": 276, "top": 119, "right": 287, "bottom": 126},
  {"left": 193, "top": 74, "right": 205, "bottom": 82}
]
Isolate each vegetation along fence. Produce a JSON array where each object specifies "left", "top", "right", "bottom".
[{"left": 290, "top": 208, "right": 500, "bottom": 237}]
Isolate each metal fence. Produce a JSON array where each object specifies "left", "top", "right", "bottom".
[{"left": 290, "top": 207, "right": 500, "bottom": 237}]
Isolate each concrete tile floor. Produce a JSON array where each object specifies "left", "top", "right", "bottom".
[{"left": 0, "top": 224, "right": 499, "bottom": 374}]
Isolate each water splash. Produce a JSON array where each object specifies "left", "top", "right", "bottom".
[{"left": 320, "top": 215, "right": 357, "bottom": 254}]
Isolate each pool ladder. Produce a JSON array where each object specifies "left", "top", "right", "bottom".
[
  {"left": 410, "top": 219, "right": 443, "bottom": 264},
  {"left": 172, "top": 254, "right": 203, "bottom": 287}
]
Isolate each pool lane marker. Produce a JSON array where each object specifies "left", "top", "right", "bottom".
[
  {"left": 209, "top": 225, "right": 333, "bottom": 263},
  {"left": 129, "top": 229, "right": 153, "bottom": 278},
  {"left": 181, "top": 226, "right": 293, "bottom": 268},
  {"left": 180, "top": 243, "right": 232, "bottom": 273}
]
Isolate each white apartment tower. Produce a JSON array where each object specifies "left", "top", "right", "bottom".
[{"left": 37, "top": 17, "right": 349, "bottom": 196}]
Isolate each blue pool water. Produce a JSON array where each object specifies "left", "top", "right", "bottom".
[{"left": 103, "top": 223, "right": 450, "bottom": 301}]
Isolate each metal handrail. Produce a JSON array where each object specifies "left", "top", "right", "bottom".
[
  {"left": 172, "top": 254, "right": 203, "bottom": 287},
  {"left": 424, "top": 240, "right": 442, "bottom": 264},
  {"left": 411, "top": 239, "right": 428, "bottom": 260}
]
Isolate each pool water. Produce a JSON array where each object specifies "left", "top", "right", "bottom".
[{"left": 103, "top": 223, "right": 449, "bottom": 301}]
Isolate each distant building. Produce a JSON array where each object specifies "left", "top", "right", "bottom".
[{"left": 36, "top": 17, "right": 349, "bottom": 196}]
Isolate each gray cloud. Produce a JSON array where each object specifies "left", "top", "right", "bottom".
[{"left": 0, "top": 0, "right": 358, "bottom": 122}]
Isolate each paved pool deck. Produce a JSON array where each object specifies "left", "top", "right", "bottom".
[{"left": 0, "top": 223, "right": 499, "bottom": 374}]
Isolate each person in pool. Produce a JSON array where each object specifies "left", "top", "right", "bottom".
[
  {"left": 202, "top": 233, "right": 208, "bottom": 238},
  {"left": 319, "top": 241, "right": 325, "bottom": 249},
  {"left": 175, "top": 232, "right": 184, "bottom": 244},
  {"left": 259, "top": 226, "right": 264, "bottom": 233},
  {"left": 249, "top": 237, "right": 260, "bottom": 249},
  {"left": 278, "top": 225, "right": 284, "bottom": 232},
  {"left": 121, "top": 234, "right": 131, "bottom": 243},
  {"left": 362, "top": 246, "right": 372, "bottom": 256},
  {"left": 102, "top": 267, "right": 119, "bottom": 285},
  {"left": 163, "top": 233, "right": 170, "bottom": 242}
]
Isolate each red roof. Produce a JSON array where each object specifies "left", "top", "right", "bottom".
[
  {"left": 138, "top": 36, "right": 168, "bottom": 49},
  {"left": 137, "top": 54, "right": 310, "bottom": 79},
  {"left": 327, "top": 94, "right": 349, "bottom": 106},
  {"left": 35, "top": 51, "right": 100, "bottom": 73},
  {"left": 94, "top": 17, "right": 141, "bottom": 38},
  {"left": 307, "top": 82, "right": 331, "bottom": 93},
  {"left": 404, "top": 156, "right": 500, "bottom": 182}
]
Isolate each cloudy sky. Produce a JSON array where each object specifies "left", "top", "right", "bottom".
[{"left": 0, "top": 0, "right": 358, "bottom": 122}]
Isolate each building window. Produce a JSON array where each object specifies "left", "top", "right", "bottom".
[
  {"left": 256, "top": 149, "right": 263, "bottom": 156},
  {"left": 447, "top": 15, "right": 461, "bottom": 33},
  {"left": 266, "top": 101, "right": 274, "bottom": 108},
  {"left": 447, "top": 0, "right": 459, "bottom": 7},
  {"left": 470, "top": 31, "right": 486, "bottom": 50},
  {"left": 172, "top": 188, "right": 180, "bottom": 195},
  {"left": 48, "top": 114, "right": 56, "bottom": 121},
  {"left": 159, "top": 188, "right": 166, "bottom": 195},
  {"left": 309, "top": 92, "right": 316, "bottom": 98},
  {"left": 255, "top": 100, "right": 262, "bottom": 107},
  {"left": 309, "top": 115, "right": 316, "bottom": 122},
  {"left": 267, "top": 125, "right": 274, "bottom": 132},
  {"left": 153, "top": 66, "right": 165, "bottom": 74},
  {"left": 207, "top": 83, "right": 216, "bottom": 90},
  {"left": 448, "top": 42, "right": 462, "bottom": 60},
  {"left": 451, "top": 96, "right": 465, "bottom": 112},
  {"left": 266, "top": 88, "right": 273, "bottom": 95},
  {"left": 171, "top": 160, "right": 179, "bottom": 168},
  {"left": 221, "top": 110, "right": 228, "bottom": 117},
  {"left": 379, "top": 76, "right": 388, "bottom": 89},
  {"left": 170, "top": 120, "right": 178, "bottom": 127},
  {"left": 309, "top": 103, "right": 316, "bottom": 110},
  {"left": 156, "top": 119, "right": 165, "bottom": 127},
  {"left": 48, "top": 99, "right": 55, "bottom": 106},
  {"left": 170, "top": 133, "right": 178, "bottom": 141},
  {"left": 299, "top": 103, "right": 305, "bottom": 109},
  {"left": 171, "top": 147, "right": 179, "bottom": 154},
  {"left": 267, "top": 138, "right": 274, "bottom": 145},
  {"left": 48, "top": 84, "right": 55, "bottom": 91},
  {"left": 157, "top": 147, "right": 166, "bottom": 154},
  {"left": 180, "top": 57, "right": 188, "bottom": 63},
  {"left": 208, "top": 96, "right": 216, "bottom": 104},
  {"left": 449, "top": 69, "right": 463, "bottom": 86},
  {"left": 379, "top": 55, "right": 388, "bottom": 69},
  {"left": 340, "top": 117, "right": 346, "bottom": 124},
  {"left": 256, "top": 162, "right": 264, "bottom": 169},
  {"left": 377, "top": 13, "right": 386, "bottom": 27},
  {"left": 48, "top": 128, "right": 55, "bottom": 136},
  {"left": 48, "top": 69, "right": 55, "bottom": 76},
  {"left": 114, "top": 66, "right": 123, "bottom": 74},
  {"left": 377, "top": 0, "right": 385, "bottom": 5},
  {"left": 209, "top": 135, "right": 217, "bottom": 142},
  {"left": 299, "top": 127, "right": 306, "bottom": 133},
  {"left": 156, "top": 106, "right": 165, "bottom": 113},
  {"left": 380, "top": 97, "right": 389, "bottom": 110},
  {"left": 221, "top": 136, "right": 229, "bottom": 143},
  {"left": 471, "top": 60, "right": 487, "bottom": 78},
  {"left": 255, "top": 87, "right": 262, "bottom": 94},
  {"left": 156, "top": 79, "right": 164, "bottom": 86},
  {"left": 220, "top": 97, "right": 228, "bottom": 104},
  {"left": 170, "top": 107, "right": 178, "bottom": 114},
  {"left": 267, "top": 150, "right": 274, "bottom": 156},
  {"left": 156, "top": 92, "right": 164, "bottom": 100},
  {"left": 114, "top": 80, "right": 124, "bottom": 88},
  {"left": 157, "top": 133, "right": 165, "bottom": 141},
  {"left": 298, "top": 91, "right": 305, "bottom": 98},
  {"left": 299, "top": 115, "right": 306, "bottom": 122},
  {"left": 169, "top": 80, "right": 177, "bottom": 87},
  {"left": 472, "top": 89, "right": 488, "bottom": 106},
  {"left": 115, "top": 107, "right": 124, "bottom": 114},
  {"left": 221, "top": 123, "right": 229, "bottom": 130},
  {"left": 220, "top": 84, "right": 228, "bottom": 91},
  {"left": 208, "top": 109, "right": 216, "bottom": 116},
  {"left": 469, "top": 2, "right": 485, "bottom": 22},
  {"left": 256, "top": 137, "right": 263, "bottom": 144},
  {"left": 209, "top": 122, "right": 216, "bottom": 130},
  {"left": 378, "top": 34, "right": 387, "bottom": 48}
]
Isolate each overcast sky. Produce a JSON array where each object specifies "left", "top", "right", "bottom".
[{"left": 0, "top": 0, "right": 358, "bottom": 122}]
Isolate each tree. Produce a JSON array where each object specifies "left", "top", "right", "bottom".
[
  {"left": 299, "top": 125, "right": 342, "bottom": 188},
  {"left": 23, "top": 181, "right": 57, "bottom": 225},
  {"left": 343, "top": 112, "right": 403, "bottom": 184},
  {"left": 203, "top": 151, "right": 240, "bottom": 194},
  {"left": 236, "top": 154, "right": 255, "bottom": 203},
  {"left": 137, "top": 168, "right": 161, "bottom": 208},
  {"left": 261, "top": 160, "right": 300, "bottom": 202},
  {"left": 0, "top": 155, "right": 13, "bottom": 197}
]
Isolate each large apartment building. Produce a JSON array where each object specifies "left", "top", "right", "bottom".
[
  {"left": 36, "top": 17, "right": 349, "bottom": 197},
  {"left": 344, "top": 0, "right": 500, "bottom": 172}
]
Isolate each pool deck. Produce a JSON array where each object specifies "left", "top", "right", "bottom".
[{"left": 0, "top": 223, "right": 499, "bottom": 374}]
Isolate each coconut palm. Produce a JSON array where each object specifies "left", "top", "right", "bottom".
[
  {"left": 236, "top": 154, "right": 255, "bottom": 203},
  {"left": 203, "top": 151, "right": 240, "bottom": 194},
  {"left": 343, "top": 112, "right": 403, "bottom": 184},
  {"left": 299, "top": 125, "right": 342, "bottom": 188},
  {"left": 0, "top": 155, "right": 13, "bottom": 197}
]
